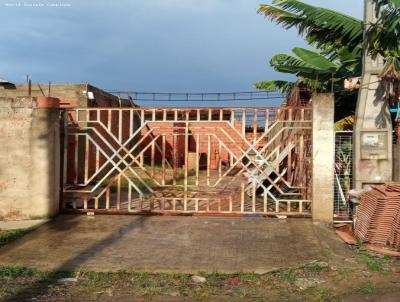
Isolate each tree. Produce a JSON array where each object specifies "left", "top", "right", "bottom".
[
  {"left": 255, "top": 0, "right": 400, "bottom": 121},
  {"left": 369, "top": 0, "right": 400, "bottom": 100}
]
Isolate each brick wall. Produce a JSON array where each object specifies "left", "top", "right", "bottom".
[{"left": 140, "top": 121, "right": 255, "bottom": 170}]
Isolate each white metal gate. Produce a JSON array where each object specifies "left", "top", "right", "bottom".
[{"left": 62, "top": 106, "right": 312, "bottom": 216}]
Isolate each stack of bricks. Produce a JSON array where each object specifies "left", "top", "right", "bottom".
[{"left": 355, "top": 184, "right": 400, "bottom": 250}]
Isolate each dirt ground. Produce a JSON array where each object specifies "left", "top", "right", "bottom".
[
  {"left": 0, "top": 215, "right": 399, "bottom": 301},
  {"left": 0, "top": 257, "right": 399, "bottom": 302}
]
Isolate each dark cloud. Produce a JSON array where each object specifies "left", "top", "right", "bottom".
[{"left": 0, "top": 0, "right": 363, "bottom": 91}]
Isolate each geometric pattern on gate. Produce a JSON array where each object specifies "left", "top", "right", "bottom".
[{"left": 63, "top": 107, "right": 312, "bottom": 216}]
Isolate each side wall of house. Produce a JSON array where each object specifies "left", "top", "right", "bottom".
[{"left": 0, "top": 97, "right": 60, "bottom": 220}]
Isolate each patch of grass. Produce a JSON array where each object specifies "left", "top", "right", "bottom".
[
  {"left": 0, "top": 266, "right": 78, "bottom": 280},
  {"left": 232, "top": 287, "right": 251, "bottom": 299},
  {"left": 366, "top": 258, "right": 383, "bottom": 272},
  {"left": 0, "top": 266, "right": 40, "bottom": 278},
  {"left": 305, "top": 262, "right": 329, "bottom": 273},
  {"left": 353, "top": 242, "right": 387, "bottom": 272},
  {"left": 304, "top": 287, "right": 339, "bottom": 302},
  {"left": 337, "top": 269, "right": 352, "bottom": 277},
  {"left": 199, "top": 272, "right": 261, "bottom": 284},
  {"left": 191, "top": 288, "right": 213, "bottom": 300},
  {"left": 137, "top": 284, "right": 162, "bottom": 297},
  {"left": 354, "top": 254, "right": 383, "bottom": 272},
  {"left": 355, "top": 240, "right": 367, "bottom": 252},
  {"left": 78, "top": 271, "right": 116, "bottom": 288},
  {"left": 0, "top": 229, "right": 28, "bottom": 247},
  {"left": 278, "top": 269, "right": 296, "bottom": 284},
  {"left": 358, "top": 281, "right": 377, "bottom": 294}
]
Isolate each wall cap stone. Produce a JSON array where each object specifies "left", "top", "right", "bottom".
[
  {"left": 0, "top": 97, "right": 61, "bottom": 109},
  {"left": 0, "top": 97, "right": 37, "bottom": 108}
]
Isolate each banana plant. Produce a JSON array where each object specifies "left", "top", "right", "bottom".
[
  {"left": 255, "top": 0, "right": 400, "bottom": 121},
  {"left": 369, "top": 0, "right": 400, "bottom": 82},
  {"left": 257, "top": 0, "right": 363, "bottom": 58},
  {"left": 254, "top": 46, "right": 360, "bottom": 93},
  {"left": 257, "top": 0, "right": 400, "bottom": 83}
]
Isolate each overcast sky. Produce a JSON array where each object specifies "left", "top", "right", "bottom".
[{"left": 0, "top": 0, "right": 363, "bottom": 92}]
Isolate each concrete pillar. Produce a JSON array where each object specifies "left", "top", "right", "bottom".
[
  {"left": 0, "top": 97, "right": 61, "bottom": 220},
  {"left": 312, "top": 93, "right": 335, "bottom": 224},
  {"left": 353, "top": 0, "right": 393, "bottom": 189},
  {"left": 394, "top": 145, "right": 400, "bottom": 181}
]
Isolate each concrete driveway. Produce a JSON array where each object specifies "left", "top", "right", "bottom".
[{"left": 0, "top": 215, "right": 357, "bottom": 273}]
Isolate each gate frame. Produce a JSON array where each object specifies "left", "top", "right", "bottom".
[
  {"left": 59, "top": 93, "right": 336, "bottom": 222},
  {"left": 61, "top": 105, "right": 314, "bottom": 217}
]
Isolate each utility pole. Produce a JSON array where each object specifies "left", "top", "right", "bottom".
[{"left": 353, "top": 0, "right": 393, "bottom": 189}]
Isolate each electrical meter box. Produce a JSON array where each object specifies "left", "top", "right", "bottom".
[{"left": 360, "top": 130, "right": 389, "bottom": 160}]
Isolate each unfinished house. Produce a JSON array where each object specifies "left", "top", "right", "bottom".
[{"left": 0, "top": 82, "right": 134, "bottom": 108}]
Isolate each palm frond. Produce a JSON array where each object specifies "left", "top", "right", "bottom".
[
  {"left": 373, "top": 0, "right": 400, "bottom": 14},
  {"left": 253, "top": 80, "right": 295, "bottom": 93},
  {"left": 270, "top": 53, "right": 323, "bottom": 78},
  {"left": 256, "top": 5, "right": 305, "bottom": 29},
  {"left": 270, "top": 50, "right": 341, "bottom": 81},
  {"left": 366, "top": 5, "right": 400, "bottom": 58},
  {"left": 292, "top": 47, "right": 339, "bottom": 70},
  {"left": 380, "top": 56, "right": 400, "bottom": 80},
  {"left": 258, "top": 1, "right": 363, "bottom": 55}
]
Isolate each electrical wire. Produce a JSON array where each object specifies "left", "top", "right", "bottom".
[{"left": 106, "top": 78, "right": 397, "bottom": 104}]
